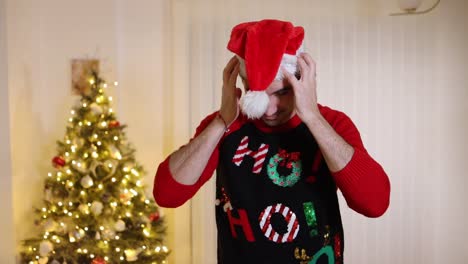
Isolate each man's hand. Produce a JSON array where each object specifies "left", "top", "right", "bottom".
[
  {"left": 283, "top": 53, "right": 320, "bottom": 123},
  {"left": 219, "top": 56, "right": 242, "bottom": 127}
]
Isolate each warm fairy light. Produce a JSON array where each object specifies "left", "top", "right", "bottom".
[
  {"left": 111, "top": 178, "right": 116, "bottom": 183},
  {"left": 89, "top": 78, "right": 95, "bottom": 85},
  {"left": 125, "top": 174, "right": 130, "bottom": 179},
  {"left": 83, "top": 153, "right": 89, "bottom": 158},
  {"left": 104, "top": 256, "right": 109, "bottom": 261},
  {"left": 48, "top": 172, "right": 52, "bottom": 177},
  {"left": 70, "top": 110, "right": 75, "bottom": 115},
  {"left": 79, "top": 121, "right": 83, "bottom": 126},
  {"left": 142, "top": 245, "right": 147, "bottom": 249},
  {"left": 77, "top": 248, "right": 82, "bottom": 253},
  {"left": 103, "top": 83, "right": 108, "bottom": 88},
  {"left": 42, "top": 207, "right": 47, "bottom": 212},
  {"left": 60, "top": 222, "right": 65, "bottom": 226},
  {"left": 84, "top": 227, "right": 89, "bottom": 231},
  {"left": 122, "top": 179, "right": 127, "bottom": 185},
  {"left": 57, "top": 172, "right": 63, "bottom": 177},
  {"left": 120, "top": 256, "right": 124, "bottom": 261},
  {"left": 145, "top": 199, "right": 150, "bottom": 204},
  {"left": 108, "top": 163, "right": 113, "bottom": 168},
  {"left": 66, "top": 140, "right": 71, "bottom": 144},
  {"left": 109, "top": 108, "right": 113, "bottom": 113},
  {"left": 96, "top": 95, "right": 105, "bottom": 103},
  {"left": 80, "top": 191, "right": 86, "bottom": 196},
  {"left": 99, "top": 89, "right": 103, "bottom": 93},
  {"left": 97, "top": 141, "right": 102, "bottom": 146},
  {"left": 155, "top": 246, "right": 161, "bottom": 253},
  {"left": 114, "top": 81, "right": 118, "bottom": 86},
  {"left": 83, "top": 103, "right": 88, "bottom": 108},
  {"left": 68, "top": 202, "right": 73, "bottom": 206},
  {"left": 101, "top": 121, "right": 107, "bottom": 127},
  {"left": 64, "top": 209, "right": 68, "bottom": 214},
  {"left": 58, "top": 202, "right": 63, "bottom": 206},
  {"left": 143, "top": 228, "right": 151, "bottom": 237},
  {"left": 111, "top": 202, "right": 118, "bottom": 207},
  {"left": 108, "top": 96, "right": 113, "bottom": 101},
  {"left": 113, "top": 136, "right": 119, "bottom": 141},
  {"left": 99, "top": 226, "right": 104, "bottom": 231},
  {"left": 116, "top": 248, "right": 121, "bottom": 252},
  {"left": 115, "top": 235, "right": 120, "bottom": 240},
  {"left": 98, "top": 184, "right": 103, "bottom": 190},
  {"left": 68, "top": 117, "right": 73, "bottom": 122},
  {"left": 66, "top": 169, "right": 72, "bottom": 174},
  {"left": 93, "top": 134, "right": 98, "bottom": 139},
  {"left": 162, "top": 246, "right": 168, "bottom": 252},
  {"left": 104, "top": 241, "right": 108, "bottom": 245},
  {"left": 90, "top": 254, "right": 95, "bottom": 258},
  {"left": 131, "top": 169, "right": 140, "bottom": 177},
  {"left": 92, "top": 152, "right": 98, "bottom": 158},
  {"left": 87, "top": 121, "right": 92, "bottom": 126},
  {"left": 36, "top": 256, "right": 40, "bottom": 260},
  {"left": 126, "top": 212, "right": 132, "bottom": 217},
  {"left": 83, "top": 249, "right": 88, "bottom": 254},
  {"left": 71, "top": 145, "right": 76, "bottom": 152},
  {"left": 70, "top": 237, "right": 76, "bottom": 243},
  {"left": 130, "top": 189, "right": 138, "bottom": 196},
  {"left": 136, "top": 180, "right": 142, "bottom": 187}
]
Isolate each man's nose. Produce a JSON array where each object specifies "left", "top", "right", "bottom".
[{"left": 264, "top": 96, "right": 278, "bottom": 116}]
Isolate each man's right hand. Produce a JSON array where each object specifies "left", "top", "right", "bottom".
[{"left": 219, "top": 56, "right": 242, "bottom": 127}]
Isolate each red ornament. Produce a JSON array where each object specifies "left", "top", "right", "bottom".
[
  {"left": 149, "top": 212, "right": 160, "bottom": 222},
  {"left": 91, "top": 257, "right": 107, "bottom": 264},
  {"left": 108, "top": 120, "right": 120, "bottom": 128},
  {"left": 52, "top": 156, "right": 66, "bottom": 168}
]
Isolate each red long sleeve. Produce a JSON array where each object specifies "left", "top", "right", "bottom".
[
  {"left": 320, "top": 106, "right": 391, "bottom": 217},
  {"left": 153, "top": 112, "right": 220, "bottom": 208}
]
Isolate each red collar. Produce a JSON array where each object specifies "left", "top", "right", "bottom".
[{"left": 251, "top": 114, "right": 302, "bottom": 133}]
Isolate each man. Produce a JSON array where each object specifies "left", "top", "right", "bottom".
[{"left": 153, "top": 19, "right": 390, "bottom": 264}]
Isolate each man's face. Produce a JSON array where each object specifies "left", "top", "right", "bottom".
[{"left": 243, "top": 78, "right": 296, "bottom": 127}]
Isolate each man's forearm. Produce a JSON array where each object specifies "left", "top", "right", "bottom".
[
  {"left": 169, "top": 115, "right": 226, "bottom": 185},
  {"left": 304, "top": 113, "right": 354, "bottom": 172}
]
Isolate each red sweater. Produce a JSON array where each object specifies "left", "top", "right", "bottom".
[{"left": 153, "top": 105, "right": 390, "bottom": 218}]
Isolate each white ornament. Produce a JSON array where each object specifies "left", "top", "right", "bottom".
[
  {"left": 91, "top": 201, "right": 103, "bottom": 215},
  {"left": 95, "top": 231, "right": 101, "bottom": 240},
  {"left": 39, "top": 240, "right": 54, "bottom": 257},
  {"left": 102, "top": 228, "right": 116, "bottom": 240},
  {"left": 114, "top": 219, "right": 126, "bottom": 232},
  {"left": 78, "top": 204, "right": 90, "bottom": 214},
  {"left": 108, "top": 144, "right": 122, "bottom": 160},
  {"left": 38, "top": 257, "right": 49, "bottom": 264},
  {"left": 43, "top": 219, "right": 58, "bottom": 232},
  {"left": 125, "top": 249, "right": 141, "bottom": 262},
  {"left": 89, "top": 103, "right": 103, "bottom": 115},
  {"left": 80, "top": 175, "right": 94, "bottom": 188}
]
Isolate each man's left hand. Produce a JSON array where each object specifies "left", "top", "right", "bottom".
[{"left": 283, "top": 52, "right": 320, "bottom": 123}]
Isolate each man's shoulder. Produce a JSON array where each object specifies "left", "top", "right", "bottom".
[{"left": 318, "top": 104, "right": 354, "bottom": 127}]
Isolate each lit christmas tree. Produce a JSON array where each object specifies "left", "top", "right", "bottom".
[{"left": 20, "top": 70, "right": 170, "bottom": 264}]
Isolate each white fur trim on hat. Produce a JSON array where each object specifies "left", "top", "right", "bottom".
[{"left": 240, "top": 90, "right": 269, "bottom": 119}]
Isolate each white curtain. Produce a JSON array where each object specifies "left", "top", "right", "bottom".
[{"left": 166, "top": 0, "right": 468, "bottom": 263}]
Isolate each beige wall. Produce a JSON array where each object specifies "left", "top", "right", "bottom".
[
  {"left": 6, "top": 0, "right": 468, "bottom": 263},
  {"left": 1, "top": 0, "right": 16, "bottom": 262}
]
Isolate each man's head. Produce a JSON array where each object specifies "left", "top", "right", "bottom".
[{"left": 227, "top": 19, "right": 304, "bottom": 122}]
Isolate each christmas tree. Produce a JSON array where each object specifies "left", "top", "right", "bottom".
[{"left": 20, "top": 69, "right": 170, "bottom": 264}]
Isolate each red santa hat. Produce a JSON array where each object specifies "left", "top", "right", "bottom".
[{"left": 227, "top": 19, "right": 304, "bottom": 119}]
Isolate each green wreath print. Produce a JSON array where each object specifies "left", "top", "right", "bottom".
[{"left": 267, "top": 149, "right": 302, "bottom": 187}]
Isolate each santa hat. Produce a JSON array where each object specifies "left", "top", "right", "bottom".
[{"left": 227, "top": 19, "right": 304, "bottom": 119}]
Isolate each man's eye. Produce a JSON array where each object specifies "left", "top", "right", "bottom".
[{"left": 276, "top": 88, "right": 291, "bottom": 96}]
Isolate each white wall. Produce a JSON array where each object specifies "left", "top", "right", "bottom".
[
  {"left": 0, "top": 0, "right": 16, "bottom": 262},
  {"left": 6, "top": 0, "right": 468, "bottom": 263}
]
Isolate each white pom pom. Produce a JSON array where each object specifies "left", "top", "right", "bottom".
[{"left": 240, "top": 91, "right": 269, "bottom": 119}]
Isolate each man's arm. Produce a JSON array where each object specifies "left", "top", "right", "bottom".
[
  {"left": 153, "top": 57, "right": 241, "bottom": 208},
  {"left": 284, "top": 53, "right": 390, "bottom": 217}
]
